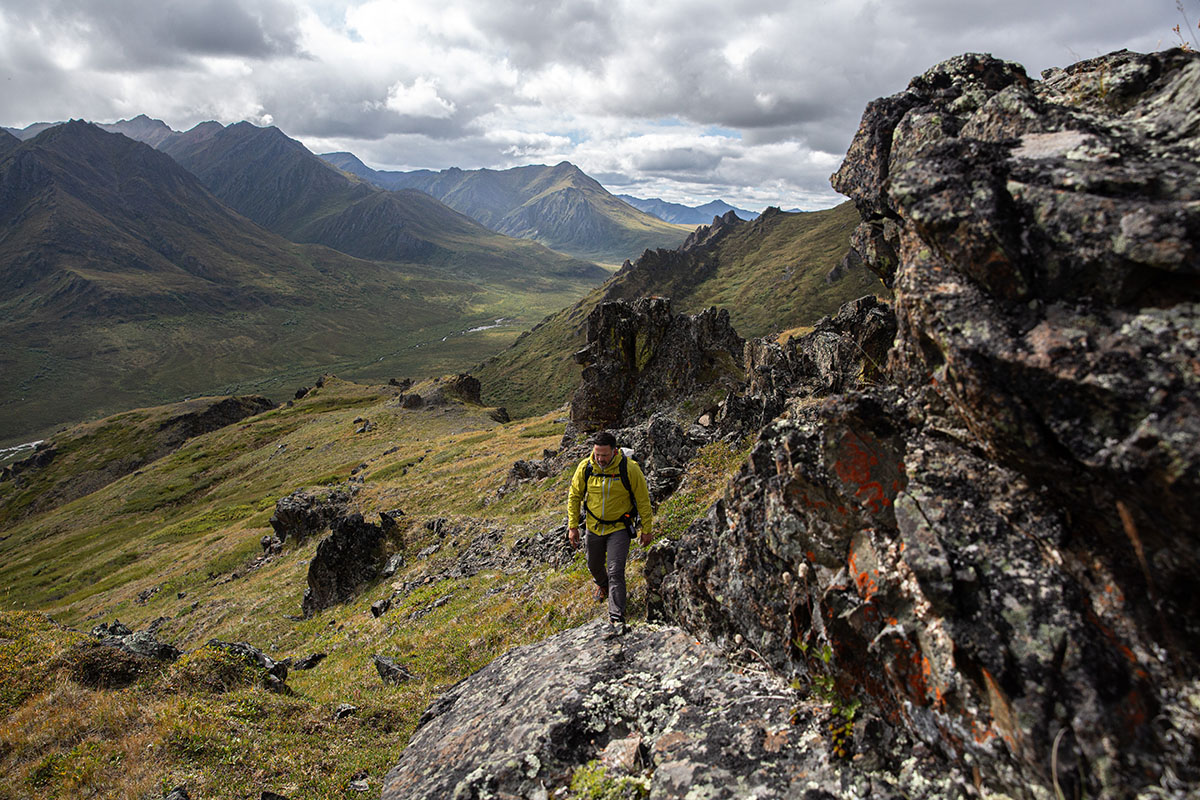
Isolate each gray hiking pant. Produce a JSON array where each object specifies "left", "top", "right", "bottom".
[{"left": 586, "top": 528, "right": 631, "bottom": 623}]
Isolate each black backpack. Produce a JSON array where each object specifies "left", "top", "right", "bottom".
[{"left": 582, "top": 451, "right": 639, "bottom": 529}]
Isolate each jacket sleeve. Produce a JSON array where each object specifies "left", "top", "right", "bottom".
[
  {"left": 629, "top": 460, "right": 653, "bottom": 536},
  {"left": 567, "top": 460, "right": 587, "bottom": 529}
]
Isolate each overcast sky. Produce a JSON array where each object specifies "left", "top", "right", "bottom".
[{"left": 0, "top": 1, "right": 1189, "bottom": 210}]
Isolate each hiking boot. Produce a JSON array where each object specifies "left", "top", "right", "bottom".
[
  {"left": 604, "top": 620, "right": 626, "bottom": 639},
  {"left": 593, "top": 584, "right": 608, "bottom": 601}
]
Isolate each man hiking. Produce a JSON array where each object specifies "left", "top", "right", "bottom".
[{"left": 568, "top": 431, "right": 653, "bottom": 637}]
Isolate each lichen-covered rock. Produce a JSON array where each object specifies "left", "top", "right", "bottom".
[
  {"left": 570, "top": 297, "right": 744, "bottom": 432},
  {"left": 373, "top": 654, "right": 416, "bottom": 685},
  {"left": 381, "top": 619, "right": 961, "bottom": 800},
  {"left": 92, "top": 623, "right": 181, "bottom": 662},
  {"left": 269, "top": 487, "right": 352, "bottom": 544},
  {"left": 648, "top": 49, "right": 1200, "bottom": 799},
  {"left": 736, "top": 295, "right": 896, "bottom": 430},
  {"left": 301, "top": 513, "right": 387, "bottom": 617}
]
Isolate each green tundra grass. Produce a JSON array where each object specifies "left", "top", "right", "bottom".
[{"left": 0, "top": 377, "right": 750, "bottom": 799}]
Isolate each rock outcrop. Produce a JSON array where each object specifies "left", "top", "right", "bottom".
[
  {"left": 650, "top": 49, "right": 1200, "bottom": 798},
  {"left": 0, "top": 395, "right": 274, "bottom": 519},
  {"left": 155, "top": 396, "right": 275, "bottom": 448},
  {"left": 727, "top": 295, "right": 897, "bottom": 436},
  {"left": 0, "top": 441, "right": 58, "bottom": 483},
  {"left": 570, "top": 297, "right": 744, "bottom": 433},
  {"left": 382, "top": 619, "right": 960, "bottom": 800},
  {"left": 54, "top": 620, "right": 182, "bottom": 689},
  {"left": 206, "top": 640, "right": 291, "bottom": 693},
  {"left": 301, "top": 513, "right": 389, "bottom": 617},
  {"left": 269, "top": 486, "right": 353, "bottom": 544}
]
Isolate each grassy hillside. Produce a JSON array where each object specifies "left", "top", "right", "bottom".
[
  {"left": 0, "top": 378, "right": 751, "bottom": 798},
  {"left": 322, "top": 156, "right": 691, "bottom": 265},
  {"left": 475, "top": 201, "right": 884, "bottom": 418}
]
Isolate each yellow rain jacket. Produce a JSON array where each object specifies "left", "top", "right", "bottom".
[{"left": 568, "top": 450, "right": 653, "bottom": 537}]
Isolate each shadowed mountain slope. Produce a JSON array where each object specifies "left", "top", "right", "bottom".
[
  {"left": 476, "top": 201, "right": 879, "bottom": 418},
  {"left": 0, "top": 128, "right": 19, "bottom": 155},
  {"left": 322, "top": 154, "right": 689, "bottom": 264},
  {"left": 161, "top": 124, "right": 603, "bottom": 283}
]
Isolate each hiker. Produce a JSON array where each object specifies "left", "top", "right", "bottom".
[{"left": 567, "top": 431, "right": 653, "bottom": 636}]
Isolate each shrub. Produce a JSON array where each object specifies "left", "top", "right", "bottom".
[
  {"left": 53, "top": 641, "right": 163, "bottom": 690},
  {"left": 167, "top": 646, "right": 258, "bottom": 693}
]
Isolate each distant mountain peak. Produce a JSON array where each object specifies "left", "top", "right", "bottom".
[
  {"left": 324, "top": 151, "right": 369, "bottom": 171},
  {"left": 618, "top": 195, "right": 759, "bottom": 226}
]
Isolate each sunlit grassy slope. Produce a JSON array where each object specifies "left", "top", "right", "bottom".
[
  {"left": 0, "top": 377, "right": 751, "bottom": 798},
  {"left": 475, "top": 201, "right": 884, "bottom": 418}
]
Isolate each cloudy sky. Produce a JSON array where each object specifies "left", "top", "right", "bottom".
[{"left": 0, "top": 1, "right": 1189, "bottom": 210}]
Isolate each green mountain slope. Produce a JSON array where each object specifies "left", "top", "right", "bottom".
[
  {"left": 0, "top": 123, "right": 600, "bottom": 443},
  {"left": 322, "top": 154, "right": 690, "bottom": 264},
  {"left": 475, "top": 202, "right": 883, "bottom": 418},
  {"left": 161, "top": 124, "right": 603, "bottom": 283}
]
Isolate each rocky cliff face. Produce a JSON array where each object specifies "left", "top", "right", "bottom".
[
  {"left": 384, "top": 50, "right": 1200, "bottom": 799},
  {"left": 570, "top": 297, "right": 745, "bottom": 433},
  {"left": 653, "top": 49, "right": 1200, "bottom": 798}
]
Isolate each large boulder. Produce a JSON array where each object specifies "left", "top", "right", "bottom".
[
  {"left": 650, "top": 49, "right": 1200, "bottom": 799},
  {"left": 301, "top": 513, "right": 388, "bottom": 617},
  {"left": 381, "top": 619, "right": 960, "bottom": 800}
]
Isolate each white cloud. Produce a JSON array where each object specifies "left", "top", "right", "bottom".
[
  {"left": 384, "top": 78, "right": 457, "bottom": 119},
  {"left": 0, "top": 0, "right": 1187, "bottom": 208}
]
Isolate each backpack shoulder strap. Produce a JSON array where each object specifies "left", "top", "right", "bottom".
[{"left": 618, "top": 455, "right": 633, "bottom": 498}]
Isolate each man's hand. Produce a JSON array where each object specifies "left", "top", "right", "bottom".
[
  {"left": 639, "top": 529, "right": 652, "bottom": 547},
  {"left": 568, "top": 527, "right": 581, "bottom": 550}
]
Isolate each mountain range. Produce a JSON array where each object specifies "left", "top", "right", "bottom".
[
  {"left": 615, "top": 195, "right": 758, "bottom": 225},
  {"left": 11, "top": 116, "right": 691, "bottom": 266},
  {"left": 0, "top": 113, "right": 833, "bottom": 445},
  {"left": 5, "top": 114, "right": 176, "bottom": 147},
  {"left": 157, "top": 122, "right": 600, "bottom": 282},
  {"left": 0, "top": 121, "right": 603, "bottom": 443},
  {"left": 321, "top": 152, "right": 689, "bottom": 263}
]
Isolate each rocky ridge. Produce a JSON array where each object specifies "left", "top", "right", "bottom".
[
  {"left": 655, "top": 49, "right": 1200, "bottom": 798},
  {"left": 384, "top": 50, "right": 1200, "bottom": 799}
]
